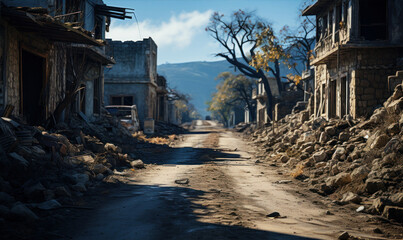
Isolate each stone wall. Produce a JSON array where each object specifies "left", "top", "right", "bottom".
[
  {"left": 2, "top": 22, "right": 67, "bottom": 122},
  {"left": 314, "top": 47, "right": 403, "bottom": 119}
]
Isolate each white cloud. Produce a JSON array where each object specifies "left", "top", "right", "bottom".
[{"left": 106, "top": 10, "right": 213, "bottom": 49}]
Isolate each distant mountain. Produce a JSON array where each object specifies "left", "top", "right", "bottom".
[
  {"left": 158, "top": 59, "right": 303, "bottom": 117},
  {"left": 158, "top": 60, "right": 237, "bottom": 117}
]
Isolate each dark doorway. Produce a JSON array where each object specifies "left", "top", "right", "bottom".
[
  {"left": 340, "top": 76, "right": 349, "bottom": 117},
  {"left": 21, "top": 49, "right": 46, "bottom": 125},
  {"left": 329, "top": 80, "right": 337, "bottom": 118}
]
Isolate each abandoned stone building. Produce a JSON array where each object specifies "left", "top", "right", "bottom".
[
  {"left": 303, "top": 0, "right": 403, "bottom": 119},
  {"left": 104, "top": 38, "right": 159, "bottom": 128},
  {"left": 156, "top": 75, "right": 169, "bottom": 122},
  {"left": 0, "top": 0, "right": 130, "bottom": 125}
]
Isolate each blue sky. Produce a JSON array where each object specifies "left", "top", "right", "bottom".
[{"left": 104, "top": 0, "right": 304, "bottom": 64}]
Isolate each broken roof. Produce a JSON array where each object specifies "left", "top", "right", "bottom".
[
  {"left": 1, "top": 6, "right": 103, "bottom": 46},
  {"left": 302, "top": 0, "right": 334, "bottom": 16}
]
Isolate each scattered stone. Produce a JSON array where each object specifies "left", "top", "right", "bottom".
[
  {"left": 351, "top": 165, "right": 369, "bottom": 181},
  {"left": 325, "top": 126, "right": 336, "bottom": 136},
  {"left": 280, "top": 155, "right": 289, "bottom": 163},
  {"left": 312, "top": 150, "right": 327, "bottom": 162},
  {"left": 71, "top": 173, "right": 89, "bottom": 186},
  {"left": 175, "top": 178, "right": 189, "bottom": 185},
  {"left": 8, "top": 152, "right": 29, "bottom": 168},
  {"left": 371, "top": 134, "right": 390, "bottom": 149},
  {"left": 356, "top": 206, "right": 365, "bottom": 212},
  {"left": 390, "top": 193, "right": 403, "bottom": 207},
  {"left": 35, "top": 199, "right": 62, "bottom": 210},
  {"left": 104, "top": 143, "right": 122, "bottom": 153},
  {"left": 55, "top": 186, "right": 71, "bottom": 198},
  {"left": 10, "top": 203, "right": 39, "bottom": 221},
  {"left": 72, "top": 183, "right": 87, "bottom": 192},
  {"left": 255, "top": 160, "right": 262, "bottom": 164},
  {"left": 365, "top": 179, "right": 385, "bottom": 194},
  {"left": 319, "top": 132, "right": 328, "bottom": 143},
  {"left": 93, "top": 164, "right": 109, "bottom": 174},
  {"left": 382, "top": 206, "right": 403, "bottom": 223},
  {"left": 96, "top": 173, "right": 104, "bottom": 181},
  {"left": 339, "top": 132, "right": 350, "bottom": 142},
  {"left": 325, "top": 210, "right": 333, "bottom": 215},
  {"left": 338, "top": 231, "right": 350, "bottom": 240},
  {"left": 326, "top": 173, "right": 351, "bottom": 188},
  {"left": 332, "top": 147, "right": 346, "bottom": 161},
  {"left": 130, "top": 159, "right": 145, "bottom": 169},
  {"left": 341, "top": 192, "right": 361, "bottom": 204},
  {"left": 266, "top": 212, "right": 280, "bottom": 218},
  {"left": 373, "top": 228, "right": 382, "bottom": 234},
  {"left": 387, "top": 123, "right": 400, "bottom": 134}
]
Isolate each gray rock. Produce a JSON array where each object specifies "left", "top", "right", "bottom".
[
  {"left": 341, "top": 192, "right": 361, "bottom": 204},
  {"left": 303, "top": 145, "right": 314, "bottom": 154},
  {"left": 325, "top": 126, "right": 336, "bottom": 136},
  {"left": 104, "top": 143, "right": 122, "bottom": 153},
  {"left": 35, "top": 199, "right": 61, "bottom": 210},
  {"left": 326, "top": 173, "right": 351, "bottom": 188},
  {"left": 338, "top": 231, "right": 350, "bottom": 240},
  {"left": 371, "top": 197, "right": 387, "bottom": 214},
  {"left": 312, "top": 150, "right": 327, "bottom": 162},
  {"left": 280, "top": 155, "right": 289, "bottom": 163},
  {"left": 8, "top": 152, "right": 29, "bottom": 168},
  {"left": 332, "top": 147, "right": 346, "bottom": 161},
  {"left": 96, "top": 173, "right": 104, "bottom": 181},
  {"left": 0, "top": 192, "right": 15, "bottom": 205},
  {"left": 130, "top": 159, "right": 145, "bottom": 169},
  {"left": 93, "top": 164, "right": 109, "bottom": 174},
  {"left": 365, "top": 179, "right": 385, "bottom": 194},
  {"left": 71, "top": 173, "right": 89, "bottom": 186},
  {"left": 72, "top": 183, "right": 87, "bottom": 192},
  {"left": 371, "top": 134, "right": 390, "bottom": 149},
  {"left": 390, "top": 193, "right": 403, "bottom": 207},
  {"left": 10, "top": 203, "right": 39, "bottom": 221},
  {"left": 339, "top": 132, "right": 350, "bottom": 142},
  {"left": 319, "top": 132, "right": 328, "bottom": 143},
  {"left": 351, "top": 165, "right": 370, "bottom": 181},
  {"left": 54, "top": 186, "right": 71, "bottom": 198}
]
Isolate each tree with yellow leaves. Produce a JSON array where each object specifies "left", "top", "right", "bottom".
[
  {"left": 206, "top": 10, "right": 280, "bottom": 120},
  {"left": 207, "top": 72, "right": 257, "bottom": 126}
]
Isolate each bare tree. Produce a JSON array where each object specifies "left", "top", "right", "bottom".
[{"left": 206, "top": 10, "right": 282, "bottom": 120}]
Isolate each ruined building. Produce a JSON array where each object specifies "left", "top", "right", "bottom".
[
  {"left": 104, "top": 38, "right": 158, "bottom": 128},
  {"left": 303, "top": 0, "right": 403, "bottom": 119},
  {"left": 0, "top": 0, "right": 131, "bottom": 125}
]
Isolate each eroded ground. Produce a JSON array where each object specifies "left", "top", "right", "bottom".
[{"left": 51, "top": 121, "right": 400, "bottom": 240}]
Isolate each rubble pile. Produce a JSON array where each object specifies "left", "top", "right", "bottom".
[
  {"left": 154, "top": 121, "right": 188, "bottom": 135},
  {"left": 245, "top": 83, "right": 403, "bottom": 223},
  {"left": 0, "top": 115, "right": 147, "bottom": 238}
]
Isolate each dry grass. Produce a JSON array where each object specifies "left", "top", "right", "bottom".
[
  {"left": 133, "top": 132, "right": 177, "bottom": 145},
  {"left": 290, "top": 164, "right": 305, "bottom": 178}
]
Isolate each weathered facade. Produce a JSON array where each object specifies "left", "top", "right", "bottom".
[
  {"left": 156, "top": 75, "right": 169, "bottom": 122},
  {"left": 104, "top": 38, "right": 158, "bottom": 128},
  {"left": 0, "top": 0, "right": 129, "bottom": 125},
  {"left": 303, "top": 0, "right": 403, "bottom": 119}
]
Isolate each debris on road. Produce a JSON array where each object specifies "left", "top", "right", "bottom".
[{"left": 175, "top": 178, "right": 190, "bottom": 185}]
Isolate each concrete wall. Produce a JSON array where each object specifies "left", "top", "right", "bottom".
[{"left": 104, "top": 38, "right": 158, "bottom": 127}]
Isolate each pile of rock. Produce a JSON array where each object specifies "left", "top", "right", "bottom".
[
  {"left": 246, "top": 83, "right": 403, "bottom": 223},
  {"left": 0, "top": 115, "right": 145, "bottom": 238},
  {"left": 154, "top": 121, "right": 187, "bottom": 135}
]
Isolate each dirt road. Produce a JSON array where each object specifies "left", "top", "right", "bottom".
[{"left": 59, "top": 121, "right": 386, "bottom": 240}]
